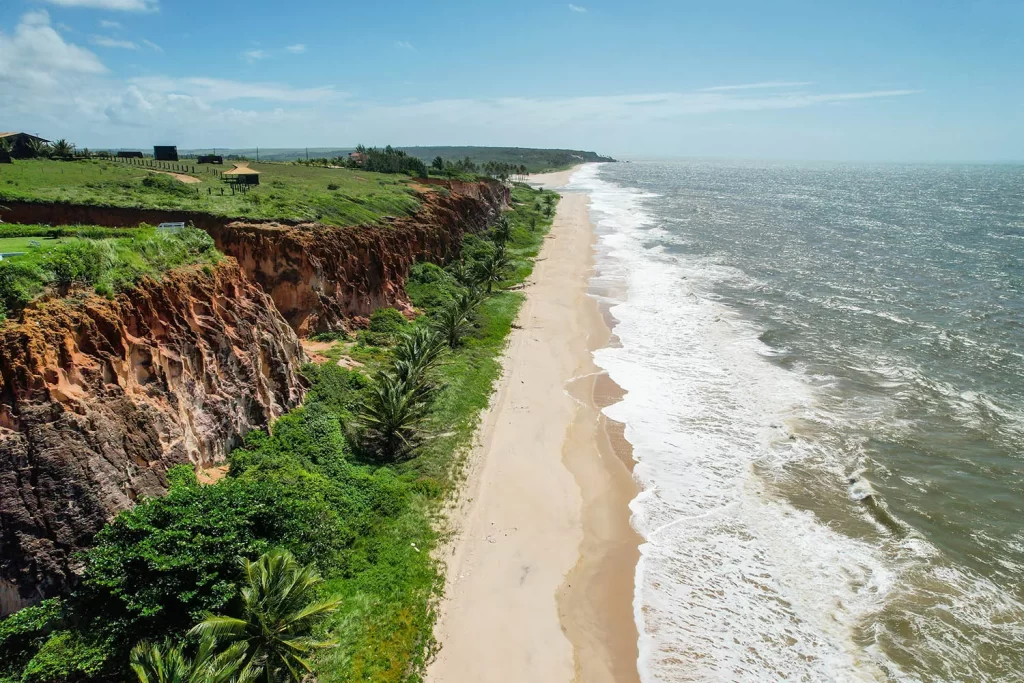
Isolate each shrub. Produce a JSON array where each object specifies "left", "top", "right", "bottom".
[
  {"left": 140, "top": 173, "right": 194, "bottom": 198},
  {"left": 20, "top": 630, "right": 112, "bottom": 683},
  {"left": 0, "top": 599, "right": 63, "bottom": 681},
  {"left": 327, "top": 183, "right": 340, "bottom": 191}
]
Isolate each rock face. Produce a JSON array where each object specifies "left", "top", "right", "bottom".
[
  {"left": 206, "top": 179, "right": 508, "bottom": 333},
  {"left": 0, "top": 261, "right": 305, "bottom": 614}
]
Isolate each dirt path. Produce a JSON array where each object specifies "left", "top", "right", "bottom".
[{"left": 146, "top": 169, "right": 202, "bottom": 184}]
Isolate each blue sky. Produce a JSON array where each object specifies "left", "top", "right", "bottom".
[{"left": 1, "top": 0, "right": 1021, "bottom": 161}]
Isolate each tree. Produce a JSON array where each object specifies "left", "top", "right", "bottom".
[
  {"left": 491, "top": 216, "right": 513, "bottom": 246},
  {"left": 51, "top": 139, "right": 75, "bottom": 160},
  {"left": 27, "top": 139, "right": 51, "bottom": 159},
  {"left": 393, "top": 327, "right": 446, "bottom": 380},
  {"left": 352, "top": 371, "right": 431, "bottom": 461},
  {"left": 189, "top": 550, "right": 341, "bottom": 683},
  {"left": 431, "top": 156, "right": 444, "bottom": 172},
  {"left": 130, "top": 638, "right": 250, "bottom": 683},
  {"left": 431, "top": 289, "right": 480, "bottom": 349},
  {"left": 474, "top": 243, "right": 512, "bottom": 293},
  {"left": 446, "top": 259, "right": 475, "bottom": 288}
]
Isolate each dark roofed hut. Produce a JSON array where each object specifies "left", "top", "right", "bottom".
[
  {"left": 154, "top": 146, "right": 178, "bottom": 161},
  {"left": 0, "top": 132, "right": 50, "bottom": 159}
]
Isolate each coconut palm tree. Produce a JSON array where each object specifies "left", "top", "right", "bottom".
[
  {"left": 27, "top": 138, "right": 51, "bottom": 159},
  {"left": 474, "top": 243, "right": 512, "bottom": 294},
  {"left": 431, "top": 289, "right": 481, "bottom": 349},
  {"left": 189, "top": 550, "right": 341, "bottom": 683},
  {"left": 447, "top": 259, "right": 475, "bottom": 288},
  {"left": 491, "top": 216, "right": 513, "bottom": 246},
  {"left": 394, "top": 327, "right": 446, "bottom": 379},
  {"left": 130, "top": 637, "right": 250, "bottom": 683},
  {"left": 352, "top": 371, "right": 432, "bottom": 460},
  {"left": 50, "top": 139, "right": 75, "bottom": 160}
]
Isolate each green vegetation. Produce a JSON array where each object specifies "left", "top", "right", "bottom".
[
  {"left": 0, "top": 159, "right": 423, "bottom": 227},
  {"left": 187, "top": 549, "right": 342, "bottom": 682},
  {"left": 181, "top": 146, "right": 616, "bottom": 173},
  {"left": 0, "top": 226, "right": 220, "bottom": 320},
  {"left": 0, "top": 183, "right": 560, "bottom": 683}
]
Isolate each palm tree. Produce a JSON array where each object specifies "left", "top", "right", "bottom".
[
  {"left": 51, "top": 139, "right": 75, "bottom": 160},
  {"left": 27, "top": 138, "right": 51, "bottom": 159},
  {"left": 431, "top": 289, "right": 481, "bottom": 349},
  {"left": 189, "top": 550, "right": 341, "bottom": 683},
  {"left": 491, "top": 216, "right": 513, "bottom": 246},
  {"left": 474, "top": 243, "right": 512, "bottom": 294},
  {"left": 394, "top": 327, "right": 446, "bottom": 378},
  {"left": 130, "top": 638, "right": 250, "bottom": 683},
  {"left": 352, "top": 371, "right": 431, "bottom": 460},
  {"left": 447, "top": 259, "right": 475, "bottom": 288}
]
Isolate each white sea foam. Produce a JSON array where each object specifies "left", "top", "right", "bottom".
[{"left": 568, "top": 165, "right": 901, "bottom": 681}]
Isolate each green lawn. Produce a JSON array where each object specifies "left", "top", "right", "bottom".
[
  {"left": 0, "top": 236, "right": 66, "bottom": 255},
  {"left": 0, "top": 159, "right": 425, "bottom": 227}
]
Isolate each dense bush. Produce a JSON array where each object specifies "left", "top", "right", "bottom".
[{"left": 140, "top": 173, "right": 196, "bottom": 198}]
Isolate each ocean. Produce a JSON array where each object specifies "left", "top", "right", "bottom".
[{"left": 569, "top": 161, "right": 1024, "bottom": 682}]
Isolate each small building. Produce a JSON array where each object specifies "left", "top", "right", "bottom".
[
  {"left": 223, "top": 164, "right": 260, "bottom": 186},
  {"left": 154, "top": 146, "right": 178, "bottom": 161},
  {"left": 117, "top": 150, "right": 144, "bottom": 159},
  {"left": 0, "top": 132, "right": 50, "bottom": 159},
  {"left": 197, "top": 155, "right": 223, "bottom": 165},
  {"left": 348, "top": 151, "right": 366, "bottom": 165}
]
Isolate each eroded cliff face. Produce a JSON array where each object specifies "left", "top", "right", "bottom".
[
  {"left": 0, "top": 178, "right": 505, "bottom": 614},
  {"left": 207, "top": 179, "right": 508, "bottom": 333},
  {"left": 0, "top": 261, "right": 305, "bottom": 613}
]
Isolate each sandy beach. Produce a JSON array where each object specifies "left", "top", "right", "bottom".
[{"left": 427, "top": 167, "right": 641, "bottom": 683}]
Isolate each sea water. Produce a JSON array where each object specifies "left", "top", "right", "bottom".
[{"left": 569, "top": 161, "right": 1024, "bottom": 682}]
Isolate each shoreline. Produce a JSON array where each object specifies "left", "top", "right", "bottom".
[{"left": 427, "top": 166, "right": 640, "bottom": 683}]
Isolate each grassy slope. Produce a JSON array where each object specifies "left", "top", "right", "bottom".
[
  {"left": 0, "top": 236, "right": 67, "bottom": 253},
  {"left": 0, "top": 226, "right": 222, "bottom": 319},
  {"left": 0, "top": 159, "right": 422, "bottom": 227}
]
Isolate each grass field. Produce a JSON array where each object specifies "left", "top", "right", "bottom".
[
  {"left": 0, "top": 159, "right": 424, "bottom": 227},
  {"left": 0, "top": 236, "right": 67, "bottom": 254}
]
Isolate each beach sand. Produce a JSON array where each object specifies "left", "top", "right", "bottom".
[{"left": 427, "top": 167, "right": 641, "bottom": 683}]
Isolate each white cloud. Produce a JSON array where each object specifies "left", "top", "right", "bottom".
[
  {"left": 286, "top": 44, "right": 306, "bottom": 54},
  {"left": 43, "top": 0, "right": 158, "bottom": 11},
  {"left": 99, "top": 19, "right": 122, "bottom": 29},
  {"left": 241, "top": 49, "right": 267, "bottom": 62},
  {"left": 141, "top": 38, "right": 162, "bottom": 52},
  {"left": 91, "top": 35, "right": 138, "bottom": 48},
  {"left": 395, "top": 41, "right": 414, "bottom": 50},
  {"left": 0, "top": 10, "right": 107, "bottom": 91},
  {"left": 699, "top": 81, "right": 815, "bottom": 91},
  {"left": 128, "top": 76, "right": 341, "bottom": 104},
  {"left": 569, "top": 4, "right": 587, "bottom": 12}
]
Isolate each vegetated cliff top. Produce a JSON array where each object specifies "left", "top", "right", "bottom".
[
  {"left": 0, "top": 159, "right": 424, "bottom": 227},
  {"left": 181, "top": 146, "right": 617, "bottom": 172}
]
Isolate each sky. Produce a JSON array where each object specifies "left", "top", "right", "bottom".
[{"left": 0, "top": 0, "right": 1022, "bottom": 161}]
